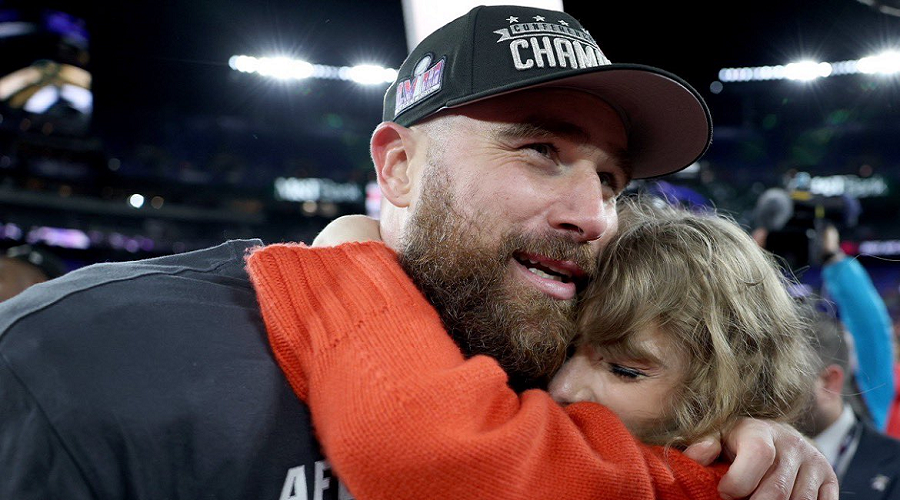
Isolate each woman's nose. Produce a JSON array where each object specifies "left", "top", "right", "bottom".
[{"left": 548, "top": 351, "right": 598, "bottom": 404}]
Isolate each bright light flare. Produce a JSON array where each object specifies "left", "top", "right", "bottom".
[
  {"left": 343, "top": 64, "right": 398, "bottom": 85},
  {"left": 228, "top": 55, "right": 314, "bottom": 80},
  {"left": 257, "top": 57, "right": 314, "bottom": 80},
  {"left": 128, "top": 194, "right": 145, "bottom": 208},
  {"left": 784, "top": 60, "right": 833, "bottom": 81},
  {"left": 229, "top": 55, "right": 258, "bottom": 72},
  {"left": 229, "top": 54, "right": 397, "bottom": 85},
  {"left": 857, "top": 51, "right": 900, "bottom": 75}
]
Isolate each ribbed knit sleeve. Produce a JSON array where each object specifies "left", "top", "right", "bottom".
[{"left": 246, "top": 241, "right": 727, "bottom": 500}]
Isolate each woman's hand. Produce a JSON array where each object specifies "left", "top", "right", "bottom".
[{"left": 312, "top": 215, "right": 382, "bottom": 247}]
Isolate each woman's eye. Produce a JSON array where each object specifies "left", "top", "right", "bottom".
[{"left": 609, "top": 363, "right": 645, "bottom": 380}]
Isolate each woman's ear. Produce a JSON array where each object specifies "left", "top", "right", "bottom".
[{"left": 371, "top": 121, "right": 418, "bottom": 208}]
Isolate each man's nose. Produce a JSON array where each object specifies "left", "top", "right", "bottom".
[
  {"left": 547, "top": 166, "right": 613, "bottom": 243},
  {"left": 548, "top": 352, "right": 597, "bottom": 405}
]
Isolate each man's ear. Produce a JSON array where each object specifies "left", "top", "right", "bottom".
[
  {"left": 371, "top": 121, "right": 419, "bottom": 208},
  {"left": 821, "top": 364, "right": 845, "bottom": 395}
]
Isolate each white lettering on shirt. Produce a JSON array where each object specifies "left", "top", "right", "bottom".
[{"left": 279, "top": 461, "right": 355, "bottom": 500}]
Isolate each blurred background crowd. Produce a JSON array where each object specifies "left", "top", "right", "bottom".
[{"left": 1, "top": 0, "right": 900, "bottom": 390}]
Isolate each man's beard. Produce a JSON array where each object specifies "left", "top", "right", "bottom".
[
  {"left": 398, "top": 167, "right": 596, "bottom": 391},
  {"left": 793, "top": 402, "right": 834, "bottom": 438}
]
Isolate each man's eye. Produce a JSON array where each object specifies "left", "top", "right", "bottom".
[
  {"left": 609, "top": 363, "right": 645, "bottom": 380},
  {"left": 598, "top": 172, "right": 621, "bottom": 192},
  {"left": 524, "top": 143, "right": 558, "bottom": 158}
]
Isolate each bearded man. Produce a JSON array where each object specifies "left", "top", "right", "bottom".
[{"left": 0, "top": 5, "right": 836, "bottom": 500}]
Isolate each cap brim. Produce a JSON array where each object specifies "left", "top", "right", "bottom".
[{"left": 444, "top": 64, "right": 712, "bottom": 180}]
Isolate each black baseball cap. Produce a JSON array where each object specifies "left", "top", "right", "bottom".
[{"left": 383, "top": 5, "right": 712, "bottom": 179}]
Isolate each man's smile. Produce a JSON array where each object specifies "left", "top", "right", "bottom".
[{"left": 511, "top": 252, "right": 585, "bottom": 300}]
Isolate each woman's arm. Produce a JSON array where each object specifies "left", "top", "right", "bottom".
[{"left": 247, "top": 241, "right": 724, "bottom": 500}]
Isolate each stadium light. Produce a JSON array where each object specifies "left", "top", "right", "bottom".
[
  {"left": 257, "top": 57, "right": 314, "bottom": 80},
  {"left": 229, "top": 55, "right": 396, "bottom": 85},
  {"left": 228, "top": 55, "right": 256, "bottom": 72},
  {"left": 343, "top": 64, "right": 398, "bottom": 85},
  {"left": 128, "top": 194, "right": 145, "bottom": 209},
  {"left": 784, "top": 60, "right": 832, "bottom": 81},
  {"left": 718, "top": 51, "right": 900, "bottom": 82},
  {"left": 228, "top": 55, "right": 314, "bottom": 80},
  {"left": 857, "top": 50, "right": 900, "bottom": 75}
]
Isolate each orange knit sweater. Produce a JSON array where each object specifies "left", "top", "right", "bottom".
[{"left": 246, "top": 241, "right": 729, "bottom": 500}]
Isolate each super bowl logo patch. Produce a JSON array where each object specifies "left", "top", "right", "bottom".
[
  {"left": 494, "top": 15, "right": 610, "bottom": 71},
  {"left": 394, "top": 54, "right": 445, "bottom": 117}
]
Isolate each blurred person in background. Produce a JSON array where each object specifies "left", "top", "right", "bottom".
[
  {"left": 0, "top": 5, "right": 835, "bottom": 499},
  {"left": 817, "top": 224, "right": 896, "bottom": 432},
  {"left": 754, "top": 213, "right": 895, "bottom": 432},
  {"left": 797, "top": 305, "right": 900, "bottom": 499},
  {"left": 0, "top": 244, "right": 68, "bottom": 302}
]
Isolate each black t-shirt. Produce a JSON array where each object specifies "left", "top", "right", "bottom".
[{"left": 0, "top": 240, "right": 353, "bottom": 499}]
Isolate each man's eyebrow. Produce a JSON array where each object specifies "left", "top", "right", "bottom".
[
  {"left": 492, "top": 118, "right": 591, "bottom": 143},
  {"left": 493, "top": 118, "right": 634, "bottom": 180}
]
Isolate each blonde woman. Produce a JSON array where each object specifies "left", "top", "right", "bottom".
[
  {"left": 549, "top": 198, "right": 816, "bottom": 447},
  {"left": 247, "top": 196, "right": 820, "bottom": 500}
]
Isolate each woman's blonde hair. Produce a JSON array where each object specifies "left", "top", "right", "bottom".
[{"left": 576, "top": 195, "right": 817, "bottom": 447}]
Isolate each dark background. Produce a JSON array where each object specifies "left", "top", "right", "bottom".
[{"left": 2, "top": 0, "right": 900, "bottom": 322}]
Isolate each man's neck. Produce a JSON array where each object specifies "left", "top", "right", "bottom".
[{"left": 813, "top": 405, "right": 858, "bottom": 474}]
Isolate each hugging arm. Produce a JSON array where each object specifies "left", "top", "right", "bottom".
[{"left": 246, "top": 241, "right": 836, "bottom": 500}]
